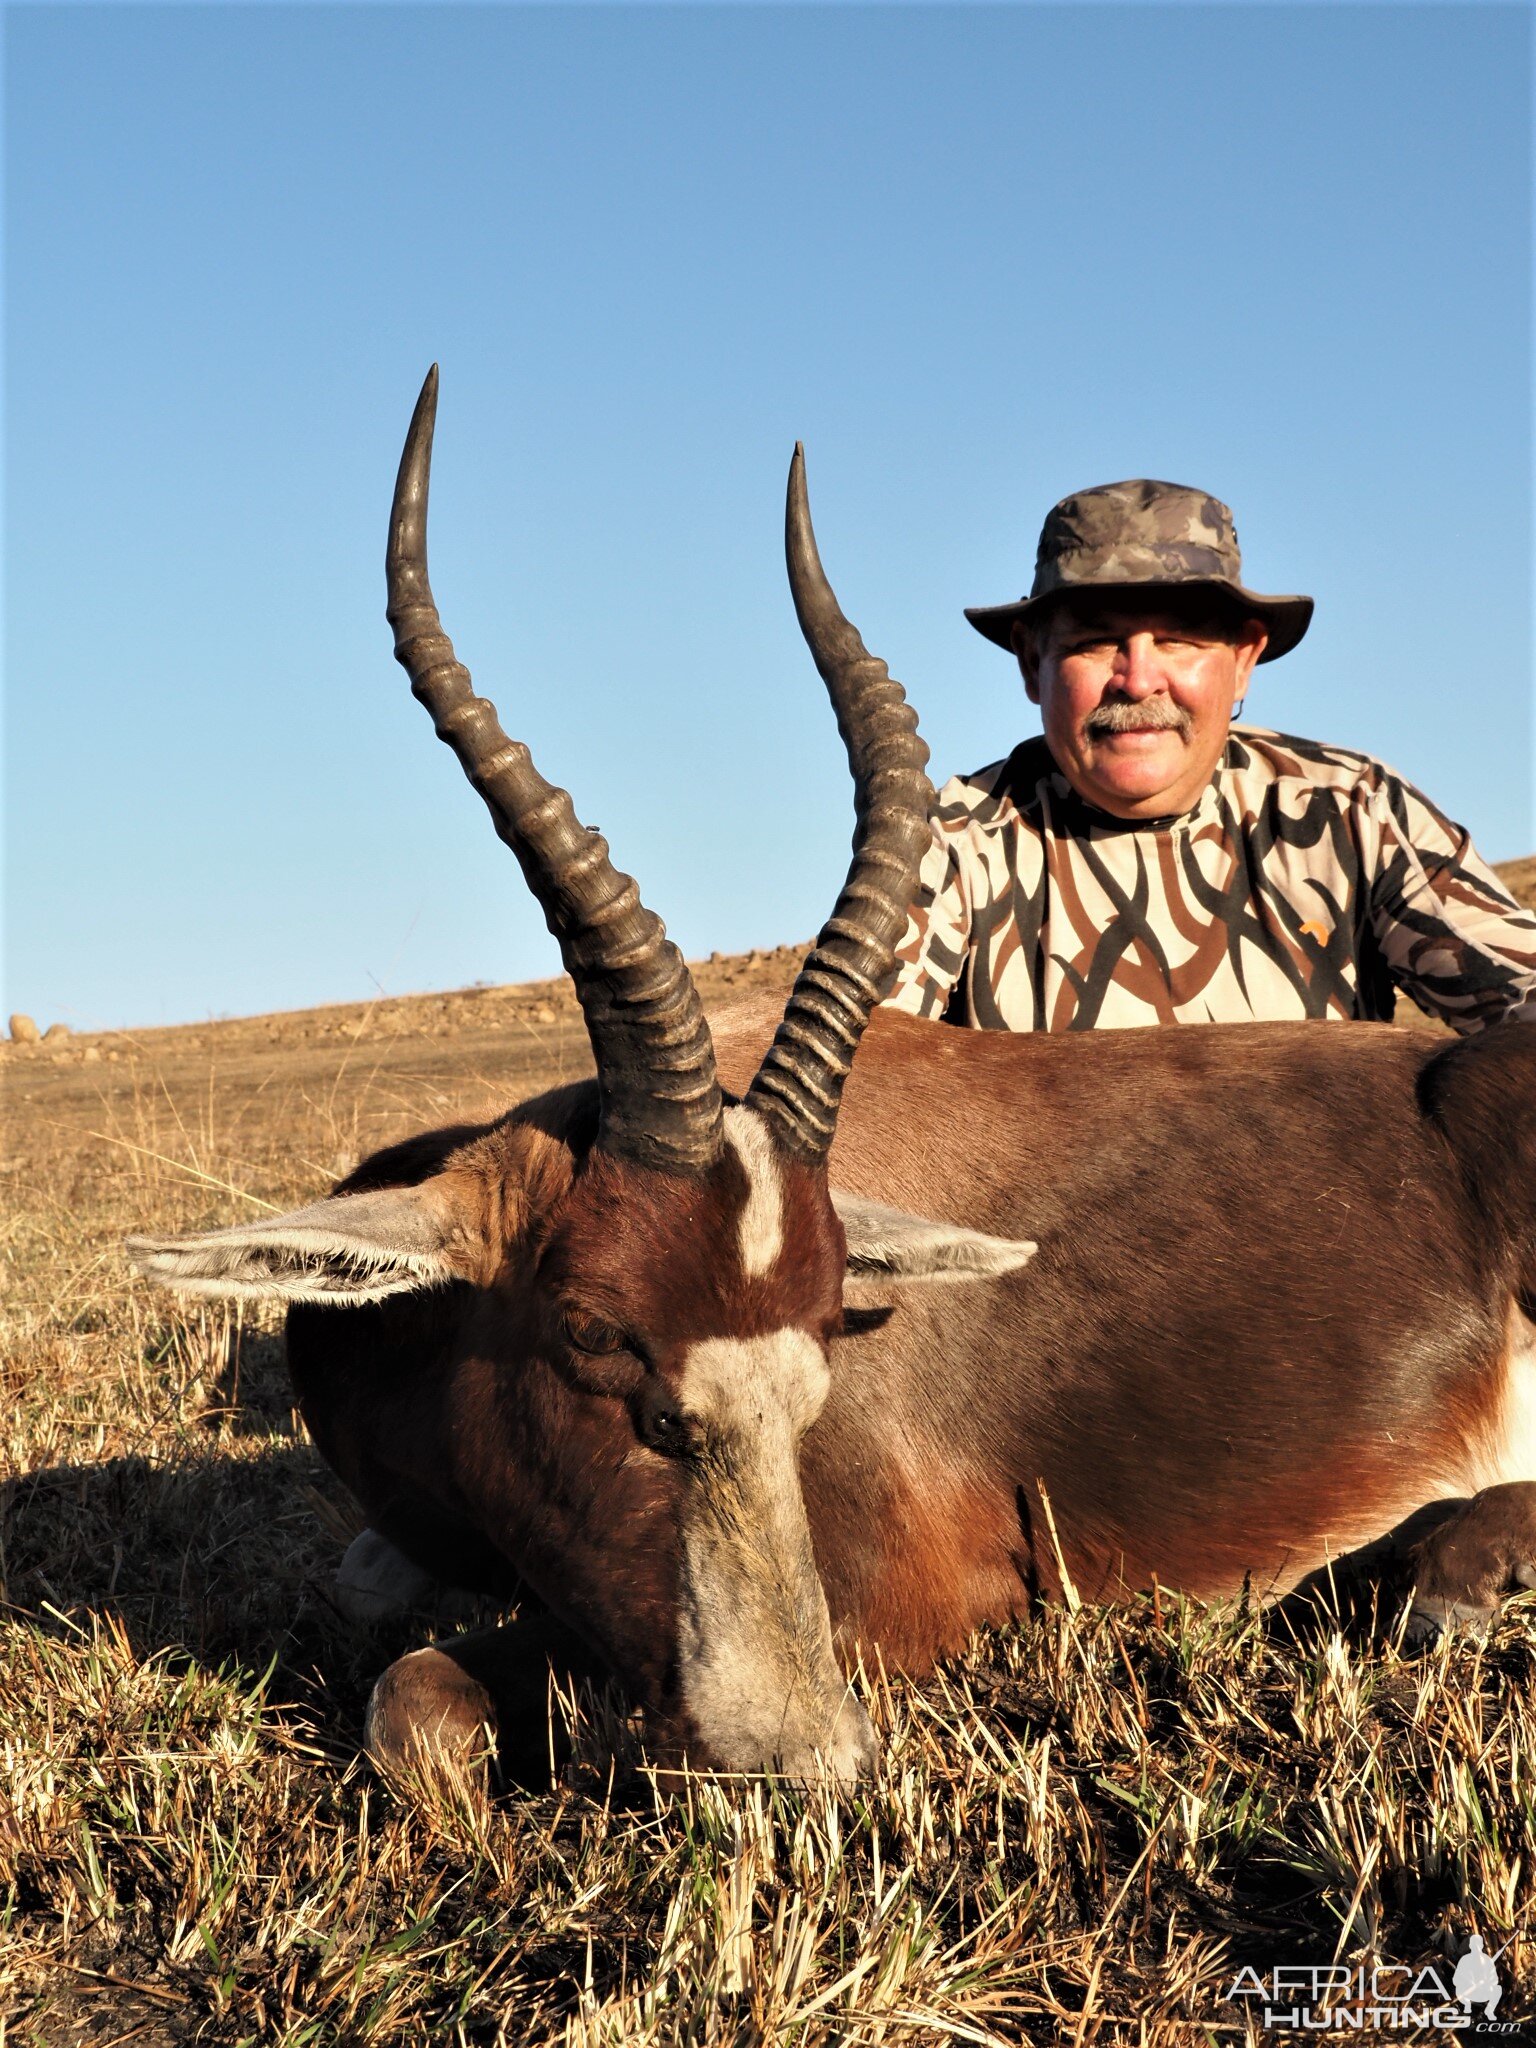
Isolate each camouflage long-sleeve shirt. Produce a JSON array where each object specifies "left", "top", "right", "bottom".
[{"left": 885, "top": 727, "right": 1536, "bottom": 1034}]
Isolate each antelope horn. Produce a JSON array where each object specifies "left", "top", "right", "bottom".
[
  {"left": 386, "top": 367, "right": 724, "bottom": 1173},
  {"left": 745, "top": 447, "right": 935, "bottom": 1161}
]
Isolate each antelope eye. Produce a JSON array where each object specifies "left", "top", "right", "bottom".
[
  {"left": 562, "top": 1309, "right": 630, "bottom": 1358},
  {"left": 635, "top": 1379, "right": 694, "bottom": 1457}
]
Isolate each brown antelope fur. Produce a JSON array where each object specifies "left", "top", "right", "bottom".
[
  {"left": 292, "top": 1096, "right": 854, "bottom": 1745},
  {"left": 282, "top": 999, "right": 1536, "bottom": 1722},
  {"left": 130, "top": 372, "right": 1536, "bottom": 1786},
  {"left": 725, "top": 1004, "right": 1536, "bottom": 1634}
]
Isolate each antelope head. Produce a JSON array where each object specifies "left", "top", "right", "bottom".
[{"left": 129, "top": 372, "right": 1036, "bottom": 1781}]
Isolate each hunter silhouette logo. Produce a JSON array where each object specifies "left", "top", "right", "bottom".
[
  {"left": 1225, "top": 1933, "right": 1518, "bottom": 2032},
  {"left": 1453, "top": 1935, "right": 1506, "bottom": 2021}
]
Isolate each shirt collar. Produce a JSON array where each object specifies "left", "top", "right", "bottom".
[{"left": 1032, "top": 737, "right": 1233, "bottom": 836}]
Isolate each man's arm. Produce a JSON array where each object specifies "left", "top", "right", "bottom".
[
  {"left": 1364, "top": 774, "right": 1536, "bottom": 1031},
  {"left": 883, "top": 821, "right": 973, "bottom": 1020}
]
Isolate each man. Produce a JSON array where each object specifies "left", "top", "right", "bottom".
[{"left": 885, "top": 478, "right": 1536, "bottom": 1033}]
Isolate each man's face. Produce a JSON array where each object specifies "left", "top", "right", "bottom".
[{"left": 1017, "top": 598, "right": 1268, "bottom": 820}]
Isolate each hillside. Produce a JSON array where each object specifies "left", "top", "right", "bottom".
[
  {"left": 6, "top": 854, "right": 1533, "bottom": 1097},
  {"left": 1498, "top": 852, "right": 1535, "bottom": 908},
  {"left": 1, "top": 944, "right": 809, "bottom": 1181}
]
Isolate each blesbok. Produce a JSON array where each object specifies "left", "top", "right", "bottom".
[{"left": 130, "top": 372, "right": 1536, "bottom": 1787}]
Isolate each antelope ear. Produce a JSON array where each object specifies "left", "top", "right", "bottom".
[
  {"left": 126, "top": 1185, "right": 470, "bottom": 1305},
  {"left": 832, "top": 1190, "right": 1037, "bottom": 1284}
]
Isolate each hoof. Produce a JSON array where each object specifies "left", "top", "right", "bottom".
[
  {"left": 364, "top": 1645, "right": 498, "bottom": 1792},
  {"left": 1406, "top": 1481, "right": 1536, "bottom": 1645},
  {"left": 334, "top": 1528, "right": 481, "bottom": 1625},
  {"left": 1404, "top": 1594, "right": 1497, "bottom": 1647}
]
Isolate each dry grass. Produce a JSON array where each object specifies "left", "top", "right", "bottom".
[{"left": 5, "top": 906, "right": 1536, "bottom": 2044}]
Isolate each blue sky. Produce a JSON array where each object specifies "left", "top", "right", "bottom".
[{"left": 5, "top": 2, "right": 1531, "bottom": 1030}]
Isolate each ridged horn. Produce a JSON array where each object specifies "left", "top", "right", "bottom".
[
  {"left": 386, "top": 367, "right": 724, "bottom": 1173},
  {"left": 745, "top": 446, "right": 935, "bottom": 1161}
]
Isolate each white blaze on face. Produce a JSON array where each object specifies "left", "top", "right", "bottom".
[
  {"left": 682, "top": 1327, "right": 831, "bottom": 1450},
  {"left": 673, "top": 1325, "right": 871, "bottom": 1777},
  {"left": 723, "top": 1104, "right": 784, "bottom": 1280},
  {"left": 667, "top": 1109, "right": 875, "bottom": 1779}
]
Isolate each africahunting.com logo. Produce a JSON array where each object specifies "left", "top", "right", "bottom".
[{"left": 1225, "top": 1935, "right": 1518, "bottom": 2033}]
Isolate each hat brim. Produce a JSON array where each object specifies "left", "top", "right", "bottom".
[{"left": 965, "top": 583, "right": 1314, "bottom": 665}]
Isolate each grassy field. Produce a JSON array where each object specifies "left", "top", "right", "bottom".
[{"left": 5, "top": 880, "right": 1536, "bottom": 2045}]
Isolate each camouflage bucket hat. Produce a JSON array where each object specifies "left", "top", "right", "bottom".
[{"left": 965, "top": 478, "right": 1313, "bottom": 664}]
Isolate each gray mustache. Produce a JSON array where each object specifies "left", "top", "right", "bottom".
[{"left": 1085, "top": 700, "right": 1194, "bottom": 740}]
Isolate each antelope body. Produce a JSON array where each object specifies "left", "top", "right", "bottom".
[{"left": 131, "top": 375, "right": 1536, "bottom": 1784}]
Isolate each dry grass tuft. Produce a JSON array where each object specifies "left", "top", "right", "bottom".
[{"left": 4, "top": 942, "right": 1535, "bottom": 2041}]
